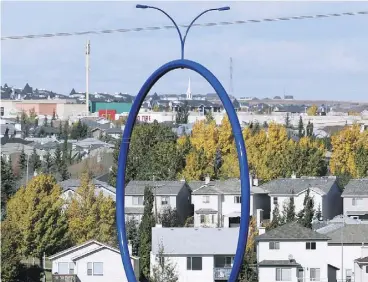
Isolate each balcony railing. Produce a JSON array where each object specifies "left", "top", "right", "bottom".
[
  {"left": 52, "top": 274, "right": 80, "bottom": 282},
  {"left": 214, "top": 267, "right": 232, "bottom": 280}
]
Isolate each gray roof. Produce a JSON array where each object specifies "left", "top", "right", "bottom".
[
  {"left": 355, "top": 256, "right": 368, "bottom": 263},
  {"left": 256, "top": 222, "right": 330, "bottom": 241},
  {"left": 151, "top": 227, "right": 239, "bottom": 255},
  {"left": 324, "top": 224, "right": 368, "bottom": 244},
  {"left": 58, "top": 178, "right": 116, "bottom": 194},
  {"left": 260, "top": 177, "right": 337, "bottom": 196},
  {"left": 190, "top": 179, "right": 267, "bottom": 195},
  {"left": 342, "top": 179, "right": 368, "bottom": 197},
  {"left": 125, "top": 181, "right": 186, "bottom": 196},
  {"left": 195, "top": 208, "right": 218, "bottom": 214},
  {"left": 125, "top": 207, "right": 144, "bottom": 214},
  {"left": 258, "top": 260, "right": 301, "bottom": 267}
]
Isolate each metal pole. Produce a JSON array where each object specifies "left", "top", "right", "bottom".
[{"left": 86, "top": 40, "right": 90, "bottom": 116}]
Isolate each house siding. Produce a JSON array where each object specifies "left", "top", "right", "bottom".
[
  {"left": 258, "top": 267, "right": 299, "bottom": 282},
  {"left": 343, "top": 197, "right": 368, "bottom": 216}
]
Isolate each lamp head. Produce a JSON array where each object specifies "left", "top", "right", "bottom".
[
  {"left": 136, "top": 4, "right": 149, "bottom": 9},
  {"left": 217, "top": 6, "right": 230, "bottom": 11}
]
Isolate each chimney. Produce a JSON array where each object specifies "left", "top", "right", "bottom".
[
  {"left": 205, "top": 175, "right": 210, "bottom": 184},
  {"left": 291, "top": 171, "right": 297, "bottom": 179},
  {"left": 128, "top": 241, "right": 132, "bottom": 255},
  {"left": 249, "top": 173, "right": 253, "bottom": 188},
  {"left": 258, "top": 226, "right": 266, "bottom": 235},
  {"left": 156, "top": 223, "right": 162, "bottom": 228},
  {"left": 253, "top": 178, "right": 259, "bottom": 187}
]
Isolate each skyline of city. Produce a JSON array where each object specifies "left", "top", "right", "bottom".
[{"left": 2, "top": 1, "right": 368, "bottom": 101}]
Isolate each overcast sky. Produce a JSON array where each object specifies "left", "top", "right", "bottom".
[{"left": 1, "top": 1, "right": 368, "bottom": 101}]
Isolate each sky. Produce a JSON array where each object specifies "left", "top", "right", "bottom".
[{"left": 1, "top": 1, "right": 368, "bottom": 101}]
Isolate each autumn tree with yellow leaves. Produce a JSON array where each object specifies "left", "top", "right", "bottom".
[
  {"left": 330, "top": 124, "right": 368, "bottom": 178},
  {"left": 66, "top": 172, "right": 116, "bottom": 245},
  {"left": 4, "top": 174, "right": 69, "bottom": 266},
  {"left": 307, "top": 105, "right": 318, "bottom": 116}
]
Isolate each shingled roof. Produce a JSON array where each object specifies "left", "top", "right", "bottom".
[
  {"left": 260, "top": 177, "right": 337, "bottom": 196},
  {"left": 256, "top": 222, "right": 330, "bottom": 241},
  {"left": 190, "top": 179, "right": 267, "bottom": 195},
  {"left": 258, "top": 260, "right": 302, "bottom": 267},
  {"left": 324, "top": 224, "right": 368, "bottom": 244},
  {"left": 125, "top": 181, "right": 187, "bottom": 196},
  {"left": 341, "top": 179, "right": 368, "bottom": 197}
]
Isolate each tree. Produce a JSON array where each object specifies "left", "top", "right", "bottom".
[
  {"left": 175, "top": 101, "right": 189, "bottom": 124},
  {"left": 29, "top": 148, "right": 41, "bottom": 173},
  {"left": 1, "top": 220, "right": 23, "bottom": 281},
  {"left": 205, "top": 111, "right": 215, "bottom": 124},
  {"left": 109, "top": 137, "right": 121, "bottom": 187},
  {"left": 54, "top": 144, "right": 62, "bottom": 169},
  {"left": 43, "top": 151, "right": 53, "bottom": 174},
  {"left": 58, "top": 122, "right": 63, "bottom": 139},
  {"left": 307, "top": 104, "right": 318, "bottom": 116},
  {"left": 267, "top": 203, "right": 282, "bottom": 231},
  {"left": 126, "top": 218, "right": 140, "bottom": 256},
  {"left": 239, "top": 217, "right": 258, "bottom": 282},
  {"left": 150, "top": 243, "right": 179, "bottom": 282},
  {"left": 18, "top": 148, "right": 27, "bottom": 176},
  {"left": 60, "top": 159, "right": 70, "bottom": 181},
  {"left": 70, "top": 119, "right": 88, "bottom": 140},
  {"left": 66, "top": 172, "right": 117, "bottom": 245},
  {"left": 52, "top": 109, "right": 56, "bottom": 120},
  {"left": 43, "top": 115, "right": 48, "bottom": 127},
  {"left": 297, "top": 188, "right": 315, "bottom": 229},
  {"left": 315, "top": 204, "right": 322, "bottom": 221},
  {"left": 263, "top": 121, "right": 268, "bottom": 128},
  {"left": 1, "top": 156, "right": 16, "bottom": 219},
  {"left": 355, "top": 144, "right": 368, "bottom": 178},
  {"left": 159, "top": 207, "right": 179, "bottom": 227},
  {"left": 285, "top": 113, "right": 290, "bottom": 128},
  {"left": 63, "top": 120, "right": 69, "bottom": 139},
  {"left": 139, "top": 186, "right": 156, "bottom": 280},
  {"left": 306, "top": 121, "right": 314, "bottom": 137},
  {"left": 6, "top": 175, "right": 69, "bottom": 265},
  {"left": 298, "top": 116, "right": 304, "bottom": 138},
  {"left": 284, "top": 192, "right": 296, "bottom": 223}
]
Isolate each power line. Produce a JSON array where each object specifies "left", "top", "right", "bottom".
[{"left": 2, "top": 11, "right": 367, "bottom": 41}]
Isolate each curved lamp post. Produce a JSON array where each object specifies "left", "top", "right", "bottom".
[
  {"left": 136, "top": 4, "right": 230, "bottom": 59},
  {"left": 117, "top": 4, "right": 251, "bottom": 282}
]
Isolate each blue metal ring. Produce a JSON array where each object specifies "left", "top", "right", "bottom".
[{"left": 116, "top": 59, "right": 251, "bottom": 282}]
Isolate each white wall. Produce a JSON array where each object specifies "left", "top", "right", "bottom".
[
  {"left": 343, "top": 197, "right": 368, "bottom": 215},
  {"left": 192, "top": 194, "right": 219, "bottom": 227},
  {"left": 327, "top": 244, "right": 362, "bottom": 281},
  {"left": 258, "top": 267, "right": 298, "bottom": 282},
  {"left": 150, "top": 254, "right": 215, "bottom": 282},
  {"left": 257, "top": 241, "right": 330, "bottom": 281}
]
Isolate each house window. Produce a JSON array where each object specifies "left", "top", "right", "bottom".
[
  {"left": 234, "top": 196, "right": 241, "bottom": 203},
  {"left": 269, "top": 241, "right": 280, "bottom": 250},
  {"left": 187, "top": 257, "right": 202, "bottom": 270},
  {"left": 352, "top": 198, "right": 362, "bottom": 206},
  {"left": 225, "top": 256, "right": 234, "bottom": 267},
  {"left": 0, "top": 107, "right": 4, "bottom": 117},
  {"left": 69, "top": 263, "right": 75, "bottom": 274},
  {"left": 133, "top": 196, "right": 144, "bottom": 205},
  {"left": 273, "top": 197, "right": 278, "bottom": 205},
  {"left": 202, "top": 196, "right": 210, "bottom": 203},
  {"left": 200, "top": 215, "right": 205, "bottom": 223},
  {"left": 310, "top": 268, "right": 320, "bottom": 281},
  {"left": 58, "top": 262, "right": 69, "bottom": 275},
  {"left": 276, "top": 268, "right": 291, "bottom": 281},
  {"left": 161, "top": 196, "right": 170, "bottom": 205},
  {"left": 306, "top": 242, "right": 316, "bottom": 250},
  {"left": 87, "top": 262, "right": 103, "bottom": 276}
]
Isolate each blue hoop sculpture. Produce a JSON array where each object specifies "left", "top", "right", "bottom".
[{"left": 116, "top": 59, "right": 251, "bottom": 282}]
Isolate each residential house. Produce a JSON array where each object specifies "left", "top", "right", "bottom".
[
  {"left": 49, "top": 240, "right": 139, "bottom": 282},
  {"left": 103, "top": 127, "right": 123, "bottom": 139},
  {"left": 189, "top": 177, "right": 269, "bottom": 228},
  {"left": 150, "top": 226, "right": 239, "bottom": 282},
  {"left": 321, "top": 224, "right": 368, "bottom": 281},
  {"left": 125, "top": 180, "right": 192, "bottom": 224},
  {"left": 256, "top": 222, "right": 339, "bottom": 282},
  {"left": 261, "top": 176, "right": 342, "bottom": 221},
  {"left": 354, "top": 245, "right": 368, "bottom": 282},
  {"left": 342, "top": 179, "right": 368, "bottom": 220}
]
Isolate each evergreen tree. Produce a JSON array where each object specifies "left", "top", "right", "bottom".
[
  {"left": 60, "top": 159, "right": 70, "bottom": 181},
  {"left": 34, "top": 118, "right": 39, "bottom": 127},
  {"left": 18, "top": 148, "right": 27, "bottom": 176},
  {"left": 266, "top": 203, "right": 282, "bottom": 231},
  {"left": 139, "top": 186, "right": 155, "bottom": 280},
  {"left": 263, "top": 121, "right": 268, "bottom": 128},
  {"left": 43, "top": 151, "right": 53, "bottom": 174},
  {"left": 315, "top": 204, "right": 322, "bottom": 221},
  {"left": 285, "top": 192, "right": 296, "bottom": 223},
  {"left": 58, "top": 122, "right": 63, "bottom": 139},
  {"left": 150, "top": 243, "right": 179, "bottom": 282},
  {"left": 52, "top": 109, "right": 56, "bottom": 120},
  {"left": 29, "top": 148, "right": 41, "bottom": 173},
  {"left": 175, "top": 101, "right": 189, "bottom": 124},
  {"left": 43, "top": 116, "right": 48, "bottom": 127},
  {"left": 1, "top": 156, "right": 16, "bottom": 219},
  {"left": 50, "top": 119, "right": 54, "bottom": 128},
  {"left": 66, "top": 172, "right": 116, "bottom": 245},
  {"left": 16, "top": 115, "right": 20, "bottom": 123},
  {"left": 6, "top": 175, "right": 70, "bottom": 265},
  {"left": 285, "top": 113, "right": 290, "bottom": 128},
  {"left": 297, "top": 188, "right": 315, "bottom": 229},
  {"left": 54, "top": 144, "right": 62, "bottom": 169},
  {"left": 355, "top": 145, "right": 368, "bottom": 177},
  {"left": 126, "top": 218, "right": 140, "bottom": 256},
  {"left": 109, "top": 137, "right": 121, "bottom": 187},
  {"left": 298, "top": 116, "right": 304, "bottom": 138},
  {"left": 63, "top": 120, "right": 69, "bottom": 139}
]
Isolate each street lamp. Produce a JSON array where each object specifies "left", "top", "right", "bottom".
[{"left": 136, "top": 4, "right": 230, "bottom": 59}]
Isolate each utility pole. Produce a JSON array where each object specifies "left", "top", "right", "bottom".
[{"left": 85, "top": 40, "right": 90, "bottom": 116}]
